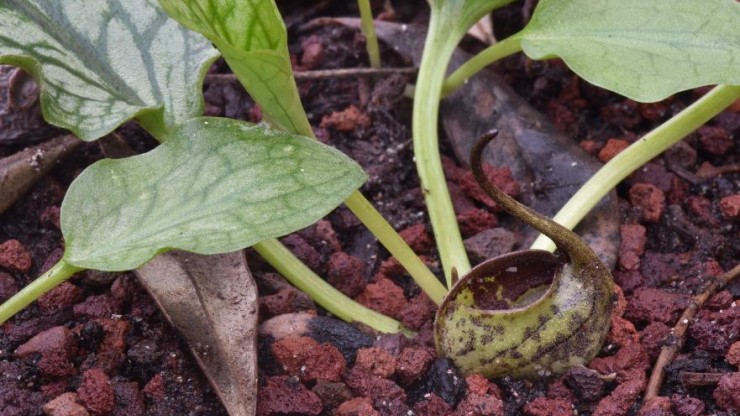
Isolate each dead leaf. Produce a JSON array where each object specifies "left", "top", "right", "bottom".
[{"left": 136, "top": 251, "right": 258, "bottom": 416}]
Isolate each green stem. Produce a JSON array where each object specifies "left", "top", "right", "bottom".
[
  {"left": 358, "top": 0, "right": 381, "bottom": 69},
  {"left": 254, "top": 239, "right": 412, "bottom": 335},
  {"left": 344, "top": 191, "right": 446, "bottom": 305},
  {"left": 0, "top": 260, "right": 83, "bottom": 324},
  {"left": 441, "top": 33, "right": 523, "bottom": 98},
  {"left": 413, "top": 11, "right": 471, "bottom": 285},
  {"left": 531, "top": 84, "right": 740, "bottom": 252}
]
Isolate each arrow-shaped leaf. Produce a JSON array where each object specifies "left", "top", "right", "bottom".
[
  {"left": 520, "top": 0, "right": 740, "bottom": 102},
  {"left": 158, "top": 0, "right": 313, "bottom": 136},
  {"left": 0, "top": 0, "right": 219, "bottom": 140},
  {"left": 61, "top": 117, "right": 366, "bottom": 271}
]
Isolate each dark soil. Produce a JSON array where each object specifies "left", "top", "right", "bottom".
[{"left": 2, "top": 1, "right": 739, "bottom": 415}]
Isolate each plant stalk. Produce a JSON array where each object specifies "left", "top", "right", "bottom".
[
  {"left": 441, "top": 33, "right": 523, "bottom": 98},
  {"left": 413, "top": 11, "right": 471, "bottom": 285},
  {"left": 254, "top": 239, "right": 411, "bottom": 335},
  {"left": 357, "top": 0, "right": 381, "bottom": 68},
  {"left": 344, "top": 191, "right": 446, "bottom": 304},
  {"left": 0, "top": 260, "right": 83, "bottom": 324},
  {"left": 531, "top": 84, "right": 740, "bottom": 252}
]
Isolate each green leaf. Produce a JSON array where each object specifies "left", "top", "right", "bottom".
[
  {"left": 0, "top": 0, "right": 219, "bottom": 140},
  {"left": 159, "top": 0, "right": 313, "bottom": 136},
  {"left": 430, "top": 0, "right": 518, "bottom": 39},
  {"left": 520, "top": 0, "right": 740, "bottom": 102},
  {"left": 61, "top": 117, "right": 366, "bottom": 271}
]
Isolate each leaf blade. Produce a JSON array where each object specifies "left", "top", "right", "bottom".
[
  {"left": 159, "top": 0, "right": 312, "bottom": 136},
  {"left": 0, "top": 0, "right": 219, "bottom": 140},
  {"left": 521, "top": 0, "right": 740, "bottom": 102},
  {"left": 61, "top": 117, "right": 366, "bottom": 271}
]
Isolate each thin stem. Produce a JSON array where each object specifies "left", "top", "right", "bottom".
[
  {"left": 0, "top": 260, "right": 83, "bottom": 324},
  {"left": 643, "top": 263, "right": 740, "bottom": 402},
  {"left": 344, "top": 191, "right": 446, "bottom": 305},
  {"left": 531, "top": 85, "right": 740, "bottom": 252},
  {"left": 441, "top": 33, "right": 523, "bottom": 98},
  {"left": 357, "top": 0, "right": 381, "bottom": 68},
  {"left": 413, "top": 11, "right": 471, "bottom": 285},
  {"left": 254, "top": 239, "right": 411, "bottom": 335}
]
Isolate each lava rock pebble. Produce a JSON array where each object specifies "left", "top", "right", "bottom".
[{"left": 257, "top": 376, "right": 322, "bottom": 416}]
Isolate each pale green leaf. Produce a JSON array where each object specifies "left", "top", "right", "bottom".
[
  {"left": 430, "top": 0, "right": 518, "bottom": 39},
  {"left": 520, "top": 0, "right": 740, "bottom": 102},
  {"left": 61, "top": 117, "right": 366, "bottom": 271},
  {"left": 159, "top": 0, "right": 313, "bottom": 136},
  {"left": 0, "top": 0, "right": 219, "bottom": 140}
]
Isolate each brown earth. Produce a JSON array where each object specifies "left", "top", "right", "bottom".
[{"left": 1, "top": 1, "right": 739, "bottom": 415}]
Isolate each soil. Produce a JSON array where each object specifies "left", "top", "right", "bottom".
[{"left": 1, "top": 1, "right": 739, "bottom": 415}]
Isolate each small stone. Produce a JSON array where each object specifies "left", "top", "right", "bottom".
[
  {"left": 111, "top": 381, "right": 146, "bottom": 416},
  {"left": 629, "top": 183, "right": 665, "bottom": 223},
  {"left": 73, "top": 294, "right": 122, "bottom": 319},
  {"left": 609, "top": 315, "right": 638, "bottom": 347},
  {"left": 698, "top": 125, "right": 733, "bottom": 155},
  {"left": 686, "top": 196, "right": 716, "bottom": 224},
  {"left": 282, "top": 234, "right": 322, "bottom": 272},
  {"left": 355, "top": 278, "right": 407, "bottom": 319},
  {"left": 464, "top": 374, "right": 501, "bottom": 399},
  {"left": 712, "top": 372, "right": 740, "bottom": 412},
  {"left": 396, "top": 347, "right": 434, "bottom": 385},
  {"left": 640, "top": 322, "right": 672, "bottom": 360},
  {"left": 410, "top": 358, "right": 466, "bottom": 407},
  {"left": 354, "top": 347, "right": 396, "bottom": 378},
  {"left": 0, "top": 239, "right": 33, "bottom": 272},
  {"left": 399, "top": 294, "right": 437, "bottom": 330},
  {"left": 592, "top": 378, "right": 645, "bottom": 416},
  {"left": 257, "top": 376, "right": 322, "bottom": 416},
  {"left": 613, "top": 270, "right": 643, "bottom": 294},
  {"left": 0, "top": 271, "right": 19, "bottom": 301},
  {"left": 96, "top": 318, "right": 130, "bottom": 354},
  {"left": 624, "top": 288, "right": 690, "bottom": 325},
  {"left": 77, "top": 368, "right": 115, "bottom": 415},
  {"left": 412, "top": 393, "right": 453, "bottom": 416},
  {"left": 523, "top": 397, "right": 573, "bottom": 416},
  {"left": 638, "top": 396, "right": 673, "bottom": 416},
  {"left": 458, "top": 165, "right": 519, "bottom": 211},
  {"left": 589, "top": 342, "right": 650, "bottom": 384},
  {"left": 343, "top": 368, "right": 406, "bottom": 403},
  {"left": 271, "top": 336, "right": 319, "bottom": 376},
  {"left": 142, "top": 374, "right": 165, "bottom": 400},
  {"left": 40, "top": 205, "right": 61, "bottom": 229},
  {"left": 618, "top": 224, "right": 646, "bottom": 271},
  {"left": 457, "top": 207, "right": 498, "bottom": 238},
  {"left": 335, "top": 397, "right": 379, "bottom": 416},
  {"left": 598, "top": 138, "right": 630, "bottom": 162},
  {"left": 311, "top": 381, "right": 353, "bottom": 411},
  {"left": 42, "top": 392, "right": 89, "bottom": 416},
  {"left": 399, "top": 223, "right": 434, "bottom": 252},
  {"left": 327, "top": 252, "right": 366, "bottom": 298},
  {"left": 726, "top": 341, "right": 740, "bottom": 368},
  {"left": 15, "top": 326, "right": 77, "bottom": 358},
  {"left": 37, "top": 281, "right": 84, "bottom": 311},
  {"left": 719, "top": 194, "right": 740, "bottom": 218},
  {"left": 302, "top": 343, "right": 346, "bottom": 383},
  {"left": 300, "top": 35, "right": 324, "bottom": 70},
  {"left": 260, "top": 287, "right": 313, "bottom": 318},
  {"left": 670, "top": 394, "right": 704, "bottom": 416},
  {"left": 564, "top": 367, "right": 605, "bottom": 401},
  {"left": 464, "top": 228, "right": 517, "bottom": 264},
  {"left": 320, "top": 105, "right": 371, "bottom": 132},
  {"left": 454, "top": 393, "right": 504, "bottom": 416},
  {"left": 706, "top": 290, "right": 733, "bottom": 310}
]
